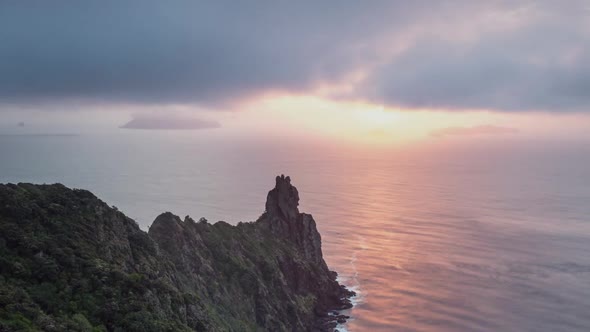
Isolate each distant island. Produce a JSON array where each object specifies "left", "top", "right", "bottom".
[
  {"left": 120, "top": 114, "right": 220, "bottom": 130},
  {"left": 0, "top": 176, "right": 354, "bottom": 331}
]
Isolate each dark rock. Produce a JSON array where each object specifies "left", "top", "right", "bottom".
[
  {"left": 0, "top": 176, "right": 355, "bottom": 331},
  {"left": 265, "top": 174, "right": 299, "bottom": 221},
  {"left": 260, "top": 175, "right": 326, "bottom": 266}
]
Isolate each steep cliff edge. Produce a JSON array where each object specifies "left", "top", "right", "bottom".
[{"left": 0, "top": 176, "right": 353, "bottom": 331}]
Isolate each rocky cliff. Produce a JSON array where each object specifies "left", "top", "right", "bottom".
[{"left": 0, "top": 176, "right": 353, "bottom": 331}]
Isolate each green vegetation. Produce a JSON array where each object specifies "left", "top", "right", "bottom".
[
  {"left": 0, "top": 182, "right": 347, "bottom": 331},
  {"left": 0, "top": 185, "right": 205, "bottom": 331}
]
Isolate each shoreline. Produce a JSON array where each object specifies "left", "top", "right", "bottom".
[{"left": 0, "top": 177, "right": 357, "bottom": 331}]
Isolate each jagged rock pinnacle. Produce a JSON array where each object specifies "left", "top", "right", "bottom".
[
  {"left": 260, "top": 175, "right": 327, "bottom": 267},
  {"left": 265, "top": 174, "right": 300, "bottom": 221}
]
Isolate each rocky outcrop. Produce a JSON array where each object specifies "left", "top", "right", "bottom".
[
  {"left": 258, "top": 175, "right": 354, "bottom": 325},
  {"left": 0, "top": 176, "right": 353, "bottom": 331},
  {"left": 260, "top": 175, "right": 325, "bottom": 266}
]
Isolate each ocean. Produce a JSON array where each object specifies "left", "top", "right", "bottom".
[{"left": 2, "top": 132, "right": 590, "bottom": 331}]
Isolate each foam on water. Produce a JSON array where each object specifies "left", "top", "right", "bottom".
[{"left": 334, "top": 235, "right": 367, "bottom": 331}]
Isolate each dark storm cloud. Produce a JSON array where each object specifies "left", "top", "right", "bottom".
[
  {"left": 360, "top": 16, "right": 590, "bottom": 112},
  {"left": 1, "top": 1, "right": 590, "bottom": 112},
  {"left": 0, "top": 0, "right": 411, "bottom": 106}
]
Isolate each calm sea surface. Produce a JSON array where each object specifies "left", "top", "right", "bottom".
[{"left": 2, "top": 132, "right": 590, "bottom": 331}]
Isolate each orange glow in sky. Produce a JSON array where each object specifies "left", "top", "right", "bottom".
[
  {"left": 6, "top": 92, "right": 590, "bottom": 145},
  {"left": 210, "top": 93, "right": 590, "bottom": 145}
]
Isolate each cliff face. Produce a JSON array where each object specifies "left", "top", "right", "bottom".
[{"left": 0, "top": 176, "right": 353, "bottom": 332}]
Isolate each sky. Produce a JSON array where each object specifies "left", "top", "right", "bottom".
[{"left": 1, "top": 1, "right": 590, "bottom": 144}]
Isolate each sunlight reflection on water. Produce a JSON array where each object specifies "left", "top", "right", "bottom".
[{"left": 1, "top": 133, "right": 590, "bottom": 331}]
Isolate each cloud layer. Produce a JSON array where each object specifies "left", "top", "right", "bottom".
[
  {"left": 360, "top": 5, "right": 590, "bottom": 112},
  {"left": 0, "top": 1, "right": 398, "bottom": 106},
  {"left": 430, "top": 125, "right": 519, "bottom": 138},
  {"left": 1, "top": 1, "right": 589, "bottom": 112}
]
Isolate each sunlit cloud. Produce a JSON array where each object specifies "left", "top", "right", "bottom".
[
  {"left": 2, "top": 1, "right": 590, "bottom": 115},
  {"left": 1, "top": 1, "right": 590, "bottom": 143},
  {"left": 430, "top": 125, "right": 519, "bottom": 138}
]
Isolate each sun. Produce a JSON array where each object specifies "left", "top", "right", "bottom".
[{"left": 241, "top": 93, "right": 438, "bottom": 143}]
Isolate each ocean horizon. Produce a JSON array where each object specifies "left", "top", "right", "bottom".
[{"left": 2, "top": 132, "right": 589, "bottom": 331}]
